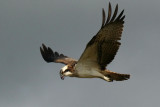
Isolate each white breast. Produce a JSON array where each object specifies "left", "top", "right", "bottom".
[{"left": 75, "top": 62, "right": 103, "bottom": 78}]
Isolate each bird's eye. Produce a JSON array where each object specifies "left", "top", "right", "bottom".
[{"left": 64, "top": 69, "right": 69, "bottom": 72}]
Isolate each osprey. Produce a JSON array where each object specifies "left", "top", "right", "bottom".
[{"left": 40, "top": 2, "right": 130, "bottom": 82}]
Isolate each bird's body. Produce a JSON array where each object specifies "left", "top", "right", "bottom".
[
  {"left": 40, "top": 2, "right": 130, "bottom": 82},
  {"left": 75, "top": 63, "right": 102, "bottom": 78}
]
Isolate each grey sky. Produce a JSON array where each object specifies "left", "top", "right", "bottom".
[{"left": 0, "top": 0, "right": 160, "bottom": 107}]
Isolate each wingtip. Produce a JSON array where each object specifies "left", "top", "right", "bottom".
[
  {"left": 102, "top": 8, "right": 105, "bottom": 16},
  {"left": 116, "top": 4, "right": 118, "bottom": 8},
  {"left": 121, "top": 9, "right": 124, "bottom": 14},
  {"left": 110, "top": 3, "right": 118, "bottom": 22},
  {"left": 106, "top": 2, "right": 112, "bottom": 24},
  {"left": 116, "top": 4, "right": 118, "bottom": 12},
  {"left": 42, "top": 43, "right": 45, "bottom": 47},
  {"left": 109, "top": 2, "right": 111, "bottom": 10},
  {"left": 40, "top": 47, "right": 42, "bottom": 52},
  {"left": 101, "top": 8, "right": 106, "bottom": 28},
  {"left": 115, "top": 9, "right": 124, "bottom": 21},
  {"left": 109, "top": 2, "right": 111, "bottom": 6}
]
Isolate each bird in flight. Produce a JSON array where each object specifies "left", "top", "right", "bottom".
[{"left": 40, "top": 2, "right": 130, "bottom": 82}]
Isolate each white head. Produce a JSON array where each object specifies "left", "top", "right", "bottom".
[{"left": 60, "top": 65, "right": 74, "bottom": 80}]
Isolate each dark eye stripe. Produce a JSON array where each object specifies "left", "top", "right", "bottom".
[{"left": 64, "top": 69, "right": 69, "bottom": 72}]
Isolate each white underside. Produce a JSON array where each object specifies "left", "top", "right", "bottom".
[
  {"left": 75, "top": 62, "right": 110, "bottom": 81},
  {"left": 77, "top": 69, "right": 102, "bottom": 78},
  {"left": 61, "top": 60, "right": 111, "bottom": 81}
]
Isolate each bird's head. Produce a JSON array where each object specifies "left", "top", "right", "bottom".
[{"left": 60, "top": 65, "right": 74, "bottom": 80}]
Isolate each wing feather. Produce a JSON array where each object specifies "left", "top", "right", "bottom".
[
  {"left": 101, "top": 8, "right": 106, "bottom": 29},
  {"left": 77, "top": 3, "right": 125, "bottom": 70},
  {"left": 40, "top": 44, "right": 77, "bottom": 65},
  {"left": 106, "top": 2, "right": 112, "bottom": 24}
]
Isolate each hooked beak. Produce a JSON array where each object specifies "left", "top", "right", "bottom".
[{"left": 60, "top": 70, "right": 64, "bottom": 80}]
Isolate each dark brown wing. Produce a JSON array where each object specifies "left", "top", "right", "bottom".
[
  {"left": 77, "top": 3, "right": 125, "bottom": 70},
  {"left": 40, "top": 44, "right": 77, "bottom": 65}
]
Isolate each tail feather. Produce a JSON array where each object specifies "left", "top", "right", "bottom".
[{"left": 105, "top": 70, "right": 130, "bottom": 81}]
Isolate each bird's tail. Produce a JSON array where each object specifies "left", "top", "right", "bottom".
[{"left": 105, "top": 70, "right": 130, "bottom": 81}]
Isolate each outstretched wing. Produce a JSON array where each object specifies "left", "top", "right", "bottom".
[
  {"left": 40, "top": 44, "right": 77, "bottom": 65},
  {"left": 77, "top": 3, "right": 125, "bottom": 70}
]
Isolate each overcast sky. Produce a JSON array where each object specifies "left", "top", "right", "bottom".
[{"left": 0, "top": 0, "right": 160, "bottom": 107}]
